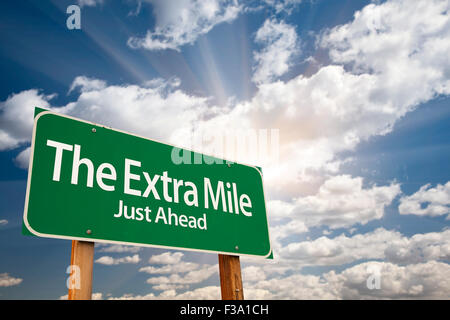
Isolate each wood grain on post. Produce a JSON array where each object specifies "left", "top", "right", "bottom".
[
  {"left": 218, "top": 254, "right": 244, "bottom": 300},
  {"left": 68, "top": 240, "right": 95, "bottom": 300}
]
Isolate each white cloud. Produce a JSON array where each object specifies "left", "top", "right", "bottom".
[
  {"left": 151, "top": 284, "right": 187, "bottom": 291},
  {"left": 0, "top": 273, "right": 23, "bottom": 287},
  {"left": 139, "top": 251, "right": 218, "bottom": 293},
  {"left": 161, "top": 286, "right": 220, "bottom": 299},
  {"left": 107, "top": 292, "right": 156, "bottom": 300},
  {"left": 64, "top": 80, "right": 211, "bottom": 143},
  {"left": 245, "top": 272, "right": 335, "bottom": 299},
  {"left": 148, "top": 252, "right": 184, "bottom": 265},
  {"left": 108, "top": 252, "right": 220, "bottom": 299},
  {"left": 0, "top": 90, "right": 55, "bottom": 151},
  {"left": 59, "top": 292, "right": 103, "bottom": 300},
  {"left": 278, "top": 228, "right": 450, "bottom": 266},
  {"left": 128, "top": 0, "right": 242, "bottom": 51},
  {"left": 13, "top": 147, "right": 31, "bottom": 169},
  {"left": 68, "top": 76, "right": 107, "bottom": 94},
  {"left": 96, "top": 243, "right": 142, "bottom": 253},
  {"left": 272, "top": 175, "right": 400, "bottom": 230},
  {"left": 245, "top": 260, "right": 450, "bottom": 299},
  {"left": 327, "top": 261, "right": 450, "bottom": 299},
  {"left": 146, "top": 264, "right": 217, "bottom": 286},
  {"left": 95, "top": 236, "right": 450, "bottom": 300},
  {"left": 95, "top": 254, "right": 140, "bottom": 265},
  {"left": 242, "top": 265, "right": 267, "bottom": 283},
  {"left": 252, "top": 19, "right": 299, "bottom": 84},
  {"left": 264, "top": 0, "right": 302, "bottom": 14},
  {"left": 77, "top": 0, "right": 104, "bottom": 7},
  {"left": 139, "top": 261, "right": 200, "bottom": 274},
  {"left": 0, "top": 219, "right": 8, "bottom": 226},
  {"left": 103, "top": 260, "right": 450, "bottom": 299},
  {"left": 280, "top": 228, "right": 392, "bottom": 265},
  {"left": 321, "top": 0, "right": 450, "bottom": 107},
  {"left": 384, "top": 229, "right": 450, "bottom": 264},
  {"left": 0, "top": 77, "right": 216, "bottom": 174},
  {"left": 108, "top": 284, "right": 271, "bottom": 299},
  {"left": 91, "top": 292, "right": 104, "bottom": 300},
  {"left": 108, "top": 286, "right": 220, "bottom": 300},
  {"left": 270, "top": 220, "right": 308, "bottom": 245},
  {"left": 399, "top": 182, "right": 450, "bottom": 218}
]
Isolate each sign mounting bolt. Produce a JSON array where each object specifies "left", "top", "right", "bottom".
[
  {"left": 86, "top": 229, "right": 92, "bottom": 235},
  {"left": 235, "top": 245, "right": 239, "bottom": 250},
  {"left": 92, "top": 128, "right": 96, "bottom": 133}
]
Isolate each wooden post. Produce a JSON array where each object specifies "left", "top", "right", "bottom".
[
  {"left": 218, "top": 254, "right": 244, "bottom": 300},
  {"left": 68, "top": 240, "right": 95, "bottom": 300}
]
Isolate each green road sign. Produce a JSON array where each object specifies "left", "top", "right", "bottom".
[{"left": 23, "top": 109, "right": 272, "bottom": 258}]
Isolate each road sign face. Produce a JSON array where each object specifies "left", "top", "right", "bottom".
[{"left": 23, "top": 110, "right": 271, "bottom": 258}]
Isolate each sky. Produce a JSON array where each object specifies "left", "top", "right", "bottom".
[{"left": 0, "top": 0, "right": 449, "bottom": 299}]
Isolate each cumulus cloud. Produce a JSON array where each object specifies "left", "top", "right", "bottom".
[
  {"left": 270, "top": 220, "right": 308, "bottom": 245},
  {"left": 270, "top": 175, "right": 400, "bottom": 231},
  {"left": 278, "top": 228, "right": 450, "bottom": 265},
  {"left": 108, "top": 286, "right": 220, "bottom": 300},
  {"left": 60, "top": 292, "right": 103, "bottom": 300},
  {"left": 0, "top": 273, "right": 23, "bottom": 287},
  {"left": 384, "top": 229, "right": 450, "bottom": 264},
  {"left": 105, "top": 260, "right": 450, "bottom": 299},
  {"left": 138, "top": 251, "right": 218, "bottom": 293},
  {"left": 13, "top": 147, "right": 31, "bottom": 170},
  {"left": 158, "top": 286, "right": 220, "bottom": 299},
  {"left": 0, "top": 76, "right": 211, "bottom": 170},
  {"left": 145, "top": 264, "right": 217, "bottom": 286},
  {"left": 64, "top": 79, "right": 212, "bottom": 143},
  {"left": 252, "top": 19, "right": 299, "bottom": 84},
  {"left": 0, "top": 90, "right": 55, "bottom": 151},
  {"left": 95, "top": 254, "right": 141, "bottom": 265},
  {"left": 68, "top": 76, "right": 107, "bottom": 94},
  {"left": 399, "top": 182, "right": 450, "bottom": 218},
  {"left": 244, "top": 260, "right": 450, "bottom": 299},
  {"left": 321, "top": 0, "right": 450, "bottom": 107},
  {"left": 109, "top": 284, "right": 273, "bottom": 299},
  {"left": 294, "top": 175, "right": 400, "bottom": 228},
  {"left": 327, "top": 261, "right": 450, "bottom": 299},
  {"left": 263, "top": 0, "right": 303, "bottom": 14},
  {"left": 96, "top": 243, "right": 142, "bottom": 253},
  {"left": 77, "top": 0, "right": 104, "bottom": 7},
  {"left": 139, "top": 261, "right": 200, "bottom": 275},
  {"left": 242, "top": 265, "right": 268, "bottom": 283},
  {"left": 127, "top": 0, "right": 241, "bottom": 51},
  {"left": 148, "top": 252, "right": 184, "bottom": 265}
]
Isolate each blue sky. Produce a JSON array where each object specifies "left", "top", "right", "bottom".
[{"left": 0, "top": 0, "right": 449, "bottom": 299}]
